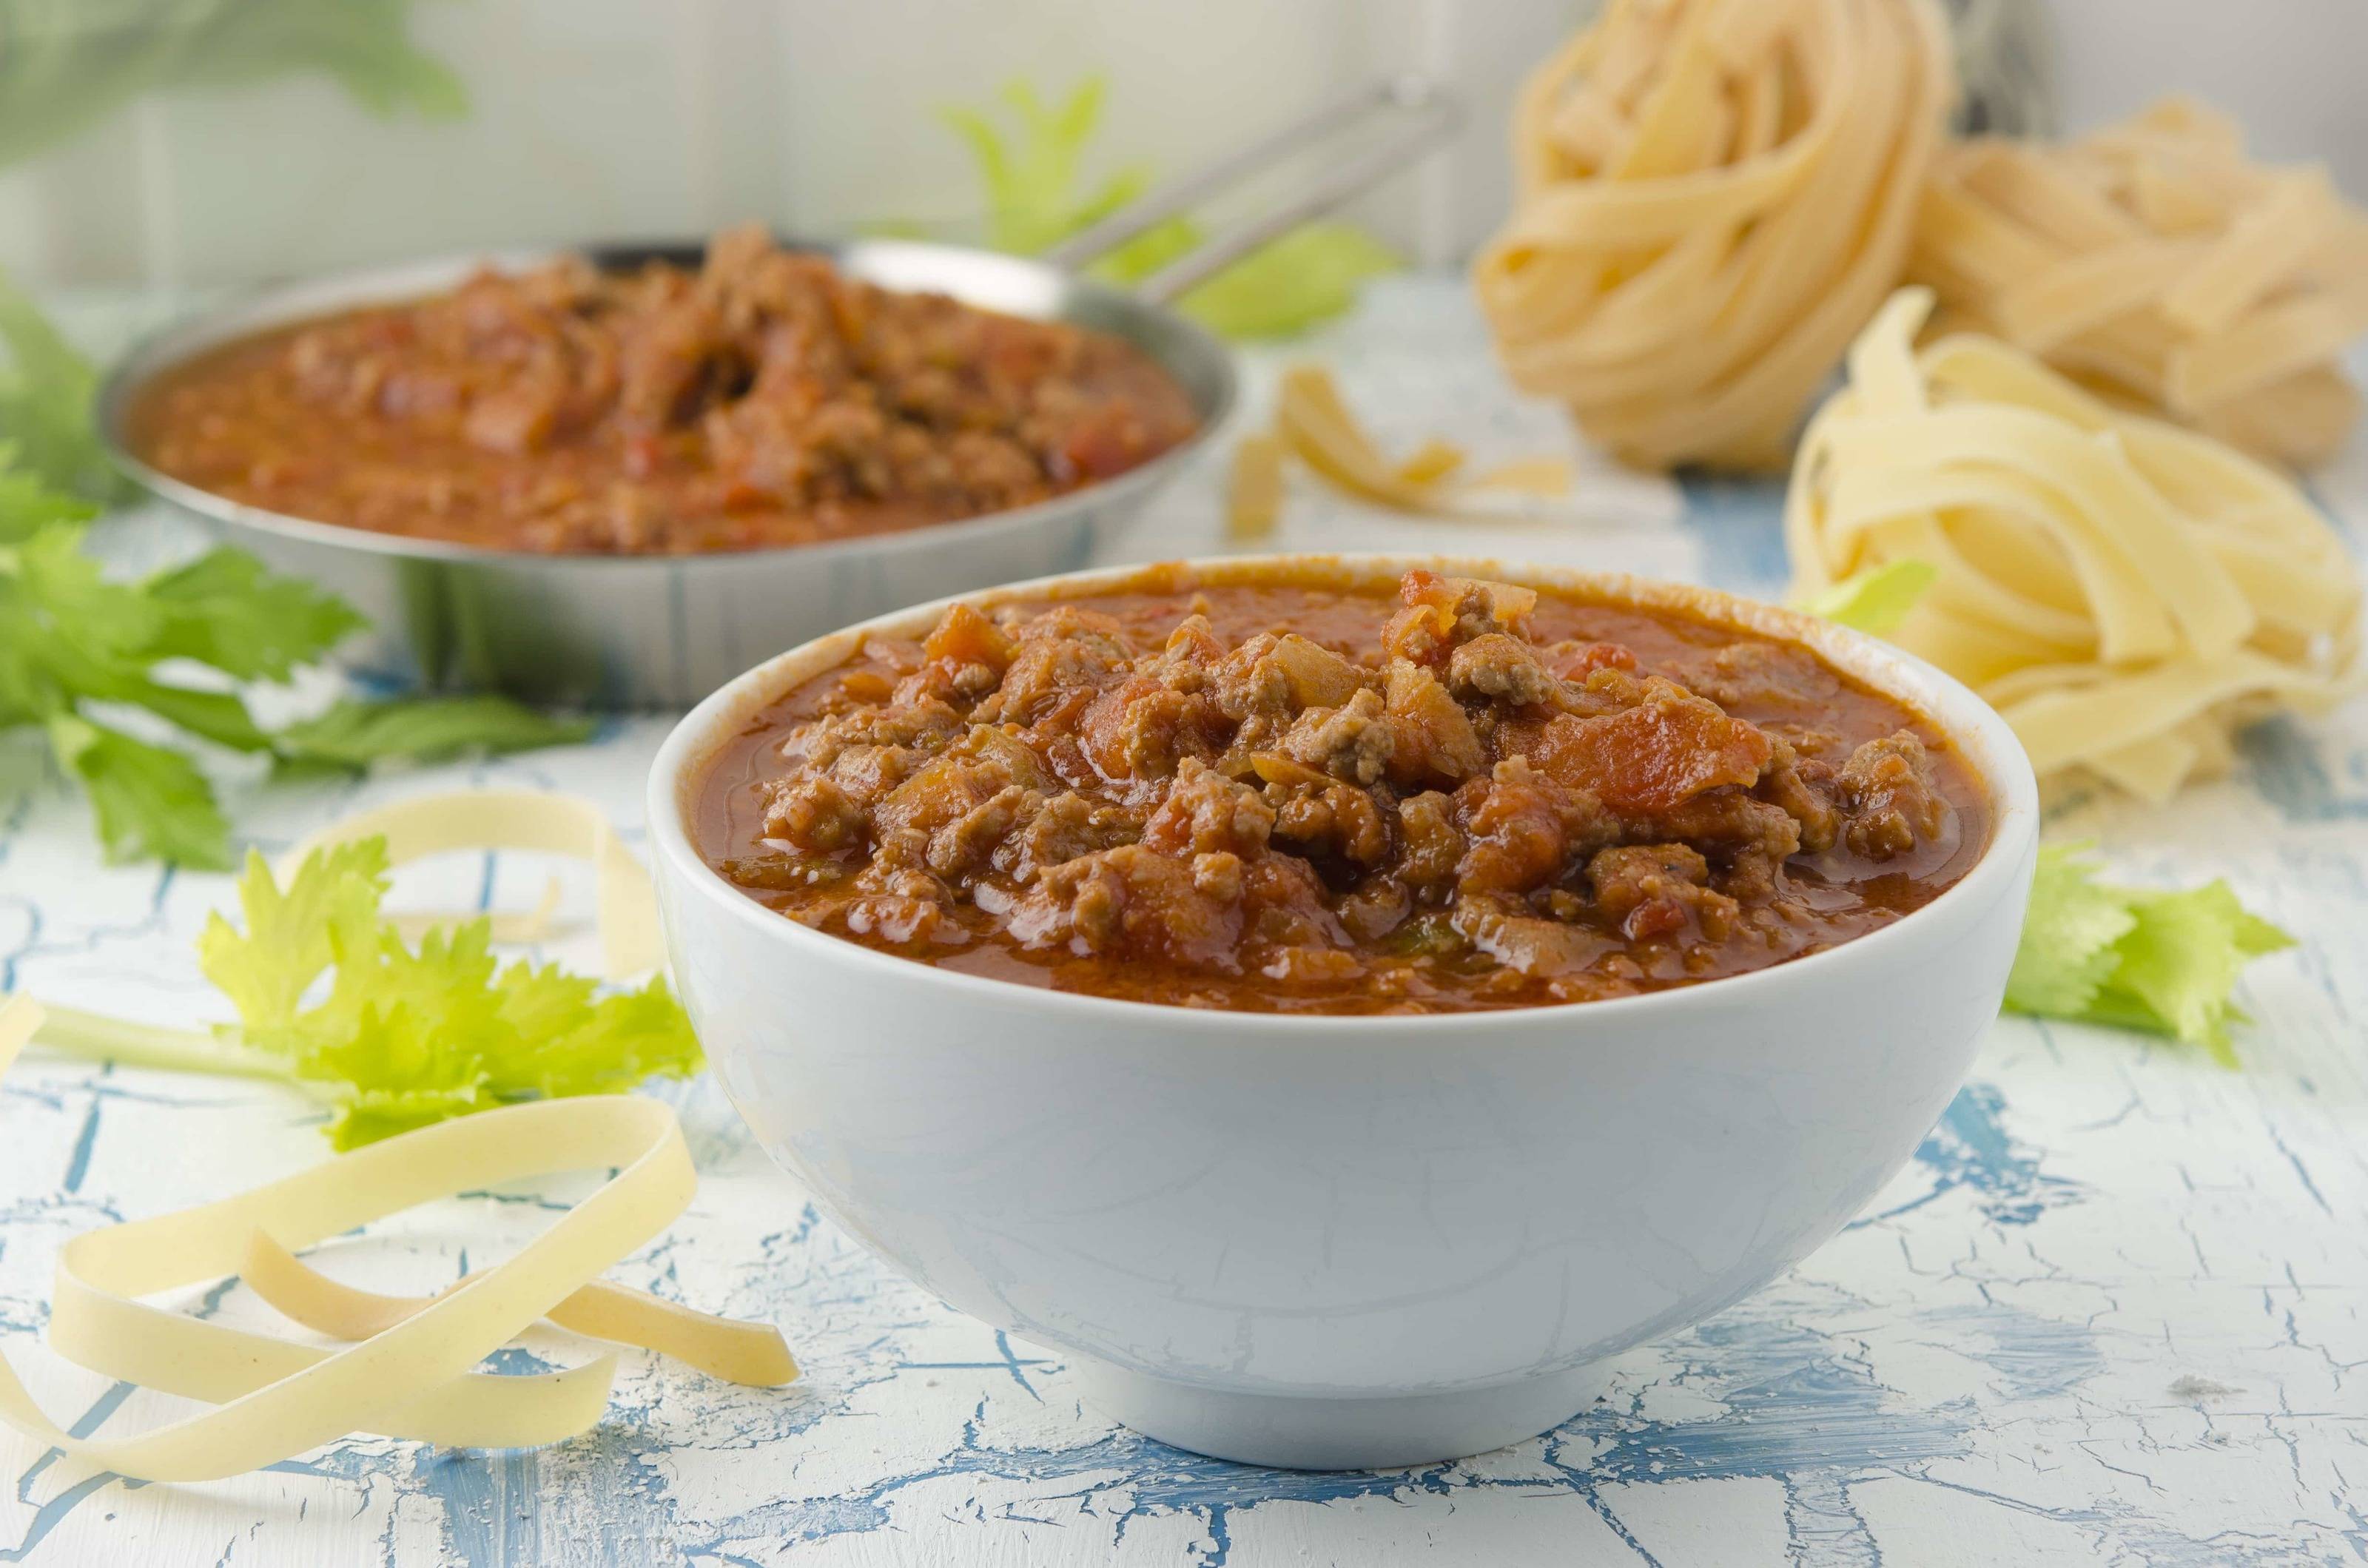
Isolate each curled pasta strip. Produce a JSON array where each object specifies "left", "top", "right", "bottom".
[
  {"left": 1787, "top": 287, "right": 2361, "bottom": 801},
  {"left": 0, "top": 995, "right": 794, "bottom": 1484},
  {"left": 239, "top": 1232, "right": 795, "bottom": 1387},
  {"left": 1226, "top": 367, "right": 1575, "bottom": 537},
  {"left": 286, "top": 788, "right": 663, "bottom": 979},
  {"left": 1473, "top": 0, "right": 1954, "bottom": 471},
  {"left": 0, "top": 789, "right": 795, "bottom": 1481},
  {"left": 1909, "top": 98, "right": 2368, "bottom": 467}
]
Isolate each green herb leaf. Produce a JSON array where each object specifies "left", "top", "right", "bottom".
[
  {"left": 199, "top": 837, "right": 391, "bottom": 1029},
  {"left": 0, "top": 7, "right": 599, "bottom": 867},
  {"left": 942, "top": 75, "right": 1398, "bottom": 340},
  {"left": 2004, "top": 844, "right": 2293, "bottom": 1063},
  {"left": 274, "top": 696, "right": 594, "bottom": 776},
  {"left": 0, "top": 1, "right": 467, "bottom": 500},
  {"left": 2095, "top": 883, "right": 2296, "bottom": 1066},
  {"left": 0, "top": 579, "right": 58, "bottom": 725},
  {"left": 0, "top": 448, "right": 586, "bottom": 863},
  {"left": 1175, "top": 223, "right": 1402, "bottom": 341},
  {"left": 164, "top": 0, "right": 471, "bottom": 121},
  {"left": 10, "top": 521, "right": 272, "bottom": 753},
  {"left": 1803, "top": 559, "right": 1940, "bottom": 636},
  {"left": 18, "top": 517, "right": 161, "bottom": 655},
  {"left": 0, "top": 0, "right": 465, "bottom": 172},
  {"left": 144, "top": 548, "right": 369, "bottom": 682},
  {"left": 45, "top": 711, "right": 232, "bottom": 868},
  {"left": 0, "top": 453, "right": 97, "bottom": 543},
  {"left": 2004, "top": 844, "right": 2138, "bottom": 1016},
  {"left": 193, "top": 838, "right": 699, "bottom": 1148},
  {"left": 1085, "top": 211, "right": 1204, "bottom": 291},
  {"left": 946, "top": 78, "right": 1143, "bottom": 258},
  {"left": 0, "top": 270, "right": 125, "bottom": 505}
]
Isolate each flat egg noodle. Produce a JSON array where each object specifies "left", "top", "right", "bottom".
[{"left": 1787, "top": 286, "right": 2360, "bottom": 799}]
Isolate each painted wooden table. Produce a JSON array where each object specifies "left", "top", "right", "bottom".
[{"left": 2, "top": 279, "right": 2364, "bottom": 1566}]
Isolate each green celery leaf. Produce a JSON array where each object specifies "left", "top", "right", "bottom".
[
  {"left": 0, "top": 573, "right": 65, "bottom": 724},
  {"left": 2099, "top": 883, "right": 2295, "bottom": 1065},
  {"left": 1085, "top": 211, "right": 1202, "bottom": 289},
  {"left": 498, "top": 972, "right": 703, "bottom": 1100},
  {"left": 300, "top": 921, "right": 509, "bottom": 1099},
  {"left": 326, "top": 1083, "right": 491, "bottom": 1151},
  {"left": 489, "top": 961, "right": 604, "bottom": 1058},
  {"left": 181, "top": 835, "right": 704, "bottom": 1146},
  {"left": 272, "top": 696, "right": 594, "bottom": 775},
  {"left": 0, "top": 444, "right": 581, "bottom": 860},
  {"left": 0, "top": 269, "right": 124, "bottom": 503},
  {"left": 0, "top": 0, "right": 466, "bottom": 171},
  {"left": 199, "top": 840, "right": 391, "bottom": 1034},
  {"left": 101, "top": 678, "right": 272, "bottom": 754},
  {"left": 2235, "top": 908, "right": 2298, "bottom": 958},
  {"left": 942, "top": 75, "right": 1396, "bottom": 340},
  {"left": 1175, "top": 223, "right": 1402, "bottom": 340},
  {"left": 13, "top": 526, "right": 273, "bottom": 752},
  {"left": 30, "top": 639, "right": 272, "bottom": 755},
  {"left": 0, "top": 454, "right": 96, "bottom": 542},
  {"left": 1803, "top": 559, "right": 1940, "bottom": 636},
  {"left": 162, "top": 0, "right": 471, "bottom": 121},
  {"left": 946, "top": 77, "right": 1145, "bottom": 257},
  {"left": 144, "top": 548, "right": 370, "bottom": 681},
  {"left": 2002, "top": 845, "right": 2293, "bottom": 1065},
  {"left": 2004, "top": 844, "right": 2139, "bottom": 1017},
  {"left": 0, "top": 1, "right": 467, "bottom": 497},
  {"left": 44, "top": 711, "right": 230, "bottom": 868},
  {"left": 18, "top": 519, "right": 161, "bottom": 656}
]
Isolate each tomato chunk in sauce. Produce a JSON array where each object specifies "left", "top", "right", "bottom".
[
  {"left": 127, "top": 226, "right": 1200, "bottom": 556},
  {"left": 695, "top": 569, "right": 1991, "bottom": 1014}
]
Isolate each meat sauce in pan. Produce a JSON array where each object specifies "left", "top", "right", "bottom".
[{"left": 128, "top": 226, "right": 1199, "bottom": 556}]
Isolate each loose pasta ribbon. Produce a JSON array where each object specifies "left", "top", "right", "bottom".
[
  {"left": 1225, "top": 366, "right": 1575, "bottom": 539},
  {"left": 0, "top": 790, "right": 796, "bottom": 1483},
  {"left": 283, "top": 787, "right": 663, "bottom": 978}
]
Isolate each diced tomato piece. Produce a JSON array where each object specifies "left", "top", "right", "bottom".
[{"left": 1529, "top": 698, "right": 1770, "bottom": 815}]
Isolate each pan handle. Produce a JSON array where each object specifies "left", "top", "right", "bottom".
[{"left": 1039, "top": 74, "right": 1463, "bottom": 307}]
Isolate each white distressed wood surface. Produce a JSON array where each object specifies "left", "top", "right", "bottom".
[{"left": 1, "top": 278, "right": 2364, "bottom": 1566}]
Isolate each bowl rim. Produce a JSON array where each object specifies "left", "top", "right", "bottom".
[{"left": 645, "top": 551, "right": 2041, "bottom": 1035}]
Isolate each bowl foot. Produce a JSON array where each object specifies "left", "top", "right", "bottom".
[{"left": 1069, "top": 1359, "right": 1610, "bottom": 1470}]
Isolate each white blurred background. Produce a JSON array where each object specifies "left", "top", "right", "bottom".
[{"left": 1, "top": 0, "right": 2364, "bottom": 291}]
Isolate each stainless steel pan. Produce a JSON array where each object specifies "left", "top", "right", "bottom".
[{"left": 96, "top": 76, "right": 1459, "bottom": 707}]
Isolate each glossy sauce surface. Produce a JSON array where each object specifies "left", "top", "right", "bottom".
[
  {"left": 128, "top": 227, "right": 1199, "bottom": 556},
  {"left": 696, "top": 572, "right": 1991, "bottom": 1014}
]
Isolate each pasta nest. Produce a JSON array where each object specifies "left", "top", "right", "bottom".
[
  {"left": 1786, "top": 287, "right": 2361, "bottom": 801},
  {"left": 1911, "top": 98, "right": 2368, "bottom": 469},
  {"left": 1473, "top": 0, "right": 1954, "bottom": 472}
]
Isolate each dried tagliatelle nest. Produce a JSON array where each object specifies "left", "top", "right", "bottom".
[
  {"left": 1473, "top": 0, "right": 1954, "bottom": 471},
  {"left": 1911, "top": 98, "right": 2368, "bottom": 468},
  {"left": 1786, "top": 287, "right": 2361, "bottom": 801}
]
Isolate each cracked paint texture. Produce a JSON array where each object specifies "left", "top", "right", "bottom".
[{"left": 2, "top": 282, "right": 2365, "bottom": 1566}]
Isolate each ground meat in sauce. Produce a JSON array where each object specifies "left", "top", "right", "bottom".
[
  {"left": 127, "top": 225, "right": 1200, "bottom": 556},
  {"left": 696, "top": 570, "right": 1991, "bottom": 1014}
]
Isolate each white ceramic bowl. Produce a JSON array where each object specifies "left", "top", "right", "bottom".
[{"left": 647, "top": 555, "right": 2040, "bottom": 1469}]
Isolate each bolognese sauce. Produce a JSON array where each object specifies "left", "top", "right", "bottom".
[
  {"left": 693, "top": 567, "right": 1991, "bottom": 1014},
  {"left": 127, "top": 226, "right": 1199, "bottom": 555}
]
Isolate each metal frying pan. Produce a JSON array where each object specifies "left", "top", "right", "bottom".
[{"left": 95, "top": 77, "right": 1460, "bottom": 708}]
